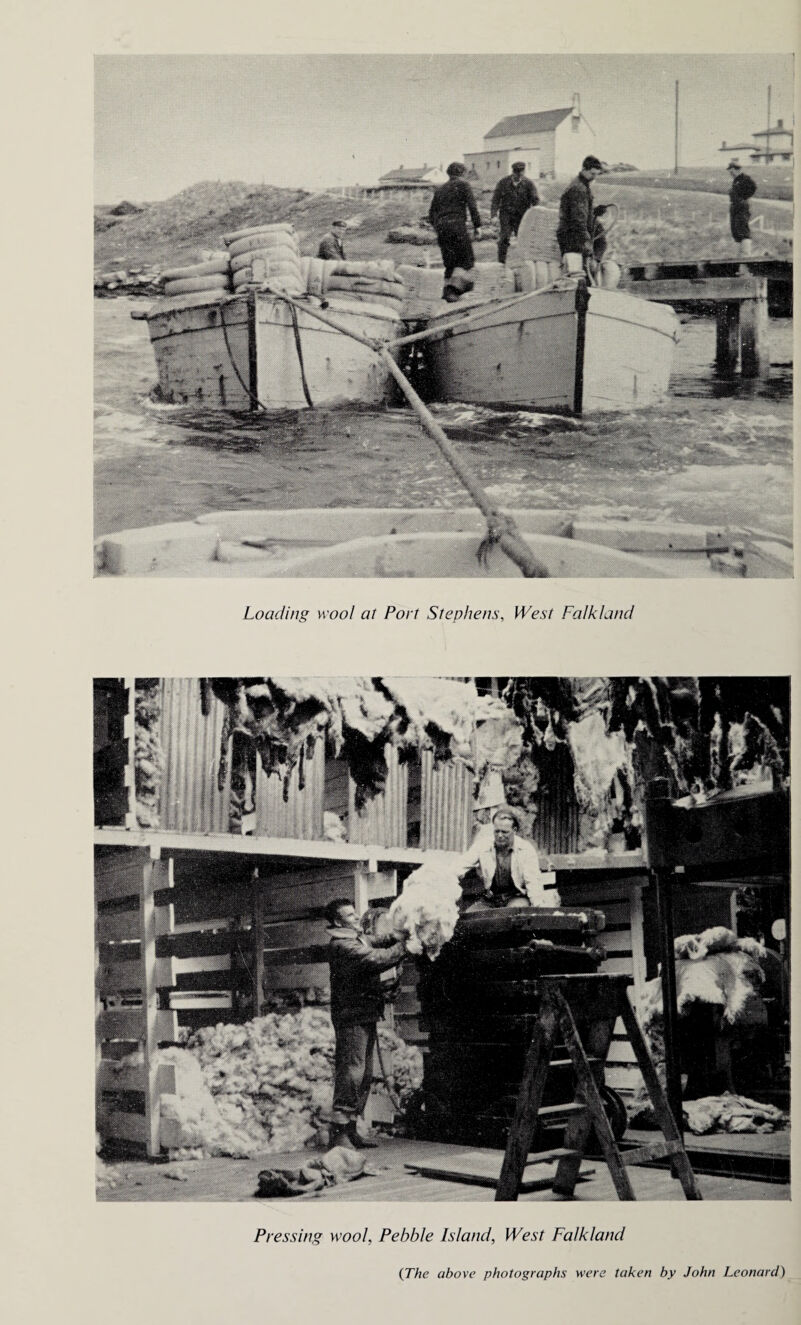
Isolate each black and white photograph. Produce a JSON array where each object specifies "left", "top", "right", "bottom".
[
  {"left": 93, "top": 54, "right": 793, "bottom": 580},
  {"left": 94, "top": 676, "right": 790, "bottom": 1202}
]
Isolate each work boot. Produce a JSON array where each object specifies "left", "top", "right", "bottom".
[
  {"left": 328, "top": 1124, "right": 356, "bottom": 1150},
  {"left": 347, "top": 1121, "right": 379, "bottom": 1149}
]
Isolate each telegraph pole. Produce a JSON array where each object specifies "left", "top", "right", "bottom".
[
  {"left": 674, "top": 80, "right": 680, "bottom": 175},
  {"left": 766, "top": 84, "right": 772, "bottom": 164}
]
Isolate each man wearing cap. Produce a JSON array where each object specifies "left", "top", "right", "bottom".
[
  {"left": 457, "top": 806, "right": 560, "bottom": 909},
  {"left": 490, "top": 162, "right": 540, "bottom": 264},
  {"left": 727, "top": 160, "right": 757, "bottom": 256},
  {"left": 557, "top": 155, "right": 607, "bottom": 273},
  {"left": 428, "top": 162, "right": 482, "bottom": 299},
  {"left": 317, "top": 220, "right": 347, "bottom": 261}
]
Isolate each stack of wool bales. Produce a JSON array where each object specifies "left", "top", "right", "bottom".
[
  {"left": 507, "top": 206, "right": 563, "bottom": 291},
  {"left": 161, "top": 252, "right": 233, "bottom": 303},
  {"left": 398, "top": 261, "right": 514, "bottom": 321},
  {"left": 303, "top": 258, "right": 405, "bottom": 321},
  {"left": 223, "top": 222, "right": 305, "bottom": 295}
]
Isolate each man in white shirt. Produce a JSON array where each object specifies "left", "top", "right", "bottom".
[{"left": 458, "top": 805, "right": 559, "bottom": 908}]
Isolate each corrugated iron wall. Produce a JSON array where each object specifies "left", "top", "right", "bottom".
[
  {"left": 160, "top": 679, "right": 232, "bottom": 832},
  {"left": 420, "top": 752, "right": 473, "bottom": 852},
  {"left": 534, "top": 745, "right": 581, "bottom": 855},
  {"left": 255, "top": 740, "right": 325, "bottom": 839},
  {"left": 348, "top": 745, "right": 409, "bottom": 847}
]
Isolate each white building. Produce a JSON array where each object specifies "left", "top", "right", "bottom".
[
  {"left": 464, "top": 95, "right": 596, "bottom": 186},
  {"left": 719, "top": 117, "right": 794, "bottom": 166}
]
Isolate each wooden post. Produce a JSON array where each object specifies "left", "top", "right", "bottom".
[
  {"left": 740, "top": 278, "right": 770, "bottom": 378},
  {"left": 715, "top": 303, "right": 740, "bottom": 374},
  {"left": 654, "top": 867, "right": 684, "bottom": 1150},
  {"left": 252, "top": 868, "right": 264, "bottom": 1018},
  {"left": 141, "top": 849, "right": 172, "bottom": 1157}
]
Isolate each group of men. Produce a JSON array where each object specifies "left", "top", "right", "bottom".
[{"left": 324, "top": 805, "right": 557, "bottom": 1148}]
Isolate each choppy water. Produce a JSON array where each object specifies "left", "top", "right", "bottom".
[{"left": 94, "top": 298, "right": 793, "bottom": 538}]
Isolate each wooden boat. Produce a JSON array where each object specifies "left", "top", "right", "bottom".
[
  {"left": 422, "top": 283, "right": 680, "bottom": 414},
  {"left": 133, "top": 289, "right": 400, "bottom": 410},
  {"left": 94, "top": 507, "right": 792, "bottom": 578}
]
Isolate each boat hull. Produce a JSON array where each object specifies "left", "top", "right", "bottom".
[
  {"left": 143, "top": 292, "right": 399, "bottom": 410},
  {"left": 424, "top": 284, "right": 679, "bottom": 413}
]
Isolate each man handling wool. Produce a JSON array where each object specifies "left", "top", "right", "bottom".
[
  {"left": 428, "top": 161, "right": 482, "bottom": 300},
  {"left": 458, "top": 805, "right": 560, "bottom": 909},
  {"left": 727, "top": 160, "right": 757, "bottom": 256},
  {"left": 325, "top": 897, "right": 406, "bottom": 1148},
  {"left": 490, "top": 161, "right": 540, "bottom": 264},
  {"left": 557, "top": 155, "right": 607, "bottom": 273}
]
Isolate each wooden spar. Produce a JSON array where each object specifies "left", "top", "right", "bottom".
[
  {"left": 260, "top": 285, "right": 550, "bottom": 577},
  {"left": 388, "top": 283, "right": 562, "bottom": 350}
]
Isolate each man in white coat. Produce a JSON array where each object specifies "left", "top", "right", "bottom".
[{"left": 458, "top": 805, "right": 560, "bottom": 909}]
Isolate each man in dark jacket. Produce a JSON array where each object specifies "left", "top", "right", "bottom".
[
  {"left": 727, "top": 160, "right": 757, "bottom": 255},
  {"left": 428, "top": 161, "right": 482, "bottom": 297},
  {"left": 491, "top": 161, "right": 540, "bottom": 263},
  {"left": 317, "top": 219, "right": 347, "bottom": 260},
  {"left": 557, "top": 155, "right": 607, "bottom": 271},
  {"left": 325, "top": 897, "right": 406, "bottom": 1148}
]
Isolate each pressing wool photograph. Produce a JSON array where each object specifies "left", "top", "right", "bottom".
[{"left": 93, "top": 676, "right": 790, "bottom": 1202}]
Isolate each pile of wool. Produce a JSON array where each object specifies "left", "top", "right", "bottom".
[
  {"left": 157, "top": 1046, "right": 268, "bottom": 1158},
  {"left": 473, "top": 695, "right": 524, "bottom": 781},
  {"left": 380, "top": 1028, "right": 424, "bottom": 1105},
  {"left": 567, "top": 710, "right": 635, "bottom": 847},
  {"left": 638, "top": 948, "right": 766, "bottom": 1032},
  {"left": 135, "top": 679, "right": 164, "bottom": 828},
  {"left": 388, "top": 858, "right": 462, "bottom": 959},
  {"left": 673, "top": 926, "right": 765, "bottom": 963},
  {"left": 683, "top": 1093, "right": 787, "bottom": 1135}
]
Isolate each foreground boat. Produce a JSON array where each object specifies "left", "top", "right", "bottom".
[
  {"left": 94, "top": 508, "right": 792, "bottom": 578},
  {"left": 133, "top": 290, "right": 400, "bottom": 410},
  {"left": 422, "top": 283, "right": 680, "bottom": 414}
]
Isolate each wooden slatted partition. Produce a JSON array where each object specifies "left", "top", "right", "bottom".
[
  {"left": 95, "top": 848, "right": 178, "bottom": 1156},
  {"left": 556, "top": 870, "right": 649, "bottom": 1097}
]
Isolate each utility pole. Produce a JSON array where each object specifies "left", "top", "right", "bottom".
[
  {"left": 674, "top": 80, "right": 680, "bottom": 176},
  {"left": 766, "top": 84, "right": 772, "bottom": 165}
]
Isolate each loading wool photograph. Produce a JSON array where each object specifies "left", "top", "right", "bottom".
[{"left": 92, "top": 50, "right": 793, "bottom": 582}]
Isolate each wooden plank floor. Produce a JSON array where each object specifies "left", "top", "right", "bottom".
[{"left": 98, "top": 1136, "right": 789, "bottom": 1203}]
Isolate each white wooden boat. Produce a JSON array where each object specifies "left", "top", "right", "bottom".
[
  {"left": 133, "top": 290, "right": 400, "bottom": 410},
  {"left": 422, "top": 284, "right": 680, "bottom": 414},
  {"left": 94, "top": 507, "right": 792, "bottom": 578}
]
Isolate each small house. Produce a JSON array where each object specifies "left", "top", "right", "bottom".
[{"left": 464, "top": 94, "right": 596, "bottom": 185}]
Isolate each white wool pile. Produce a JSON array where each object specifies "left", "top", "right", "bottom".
[
  {"left": 684, "top": 1093, "right": 787, "bottom": 1135},
  {"left": 639, "top": 950, "right": 765, "bottom": 1031},
  {"left": 389, "top": 859, "right": 462, "bottom": 959},
  {"left": 160, "top": 1009, "right": 423, "bottom": 1161},
  {"left": 474, "top": 695, "right": 524, "bottom": 778},
  {"left": 673, "top": 926, "right": 765, "bottom": 962},
  {"left": 380, "top": 678, "right": 480, "bottom": 760}
]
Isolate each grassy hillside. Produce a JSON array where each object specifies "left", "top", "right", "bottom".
[
  {"left": 95, "top": 171, "right": 793, "bottom": 277},
  {"left": 605, "top": 165, "right": 793, "bottom": 202}
]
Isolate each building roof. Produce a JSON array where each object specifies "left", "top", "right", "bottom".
[
  {"left": 485, "top": 108, "right": 574, "bottom": 138},
  {"left": 752, "top": 124, "right": 793, "bottom": 138},
  {"left": 378, "top": 165, "right": 437, "bottom": 182}
]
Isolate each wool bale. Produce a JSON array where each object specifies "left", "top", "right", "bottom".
[
  {"left": 163, "top": 273, "right": 232, "bottom": 296},
  {"left": 230, "top": 244, "right": 302, "bottom": 274},
  {"left": 535, "top": 260, "right": 550, "bottom": 289},
  {"left": 516, "top": 207, "right": 562, "bottom": 263},
  {"left": 161, "top": 256, "right": 231, "bottom": 281},
  {"left": 224, "top": 221, "right": 296, "bottom": 246},
  {"left": 514, "top": 261, "right": 537, "bottom": 294}
]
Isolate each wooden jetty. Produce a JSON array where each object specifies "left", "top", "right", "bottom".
[{"left": 620, "top": 256, "right": 792, "bottom": 378}]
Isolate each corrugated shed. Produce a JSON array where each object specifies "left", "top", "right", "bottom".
[
  {"left": 420, "top": 752, "right": 473, "bottom": 852},
  {"left": 255, "top": 740, "right": 325, "bottom": 839},
  {"left": 535, "top": 744, "right": 581, "bottom": 855},
  {"left": 348, "top": 745, "right": 408, "bottom": 847},
  {"left": 160, "top": 679, "right": 231, "bottom": 833}
]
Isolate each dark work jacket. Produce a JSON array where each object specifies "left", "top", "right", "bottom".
[
  {"left": 491, "top": 175, "right": 539, "bottom": 222},
  {"left": 730, "top": 173, "right": 757, "bottom": 207},
  {"left": 428, "top": 178, "right": 481, "bottom": 231},
  {"left": 557, "top": 174, "right": 594, "bottom": 255},
  {"left": 318, "top": 232, "right": 346, "bottom": 260},
  {"left": 327, "top": 925, "right": 405, "bottom": 1024}
]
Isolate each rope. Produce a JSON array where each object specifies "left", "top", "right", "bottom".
[
  {"left": 282, "top": 298, "right": 315, "bottom": 408},
  {"left": 219, "top": 301, "right": 269, "bottom": 411}
]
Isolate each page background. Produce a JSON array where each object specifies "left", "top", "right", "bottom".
[{"left": 5, "top": 2, "right": 799, "bottom": 1320}]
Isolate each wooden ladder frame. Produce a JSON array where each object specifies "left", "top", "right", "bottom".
[{"left": 495, "top": 973, "right": 702, "bottom": 1201}]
